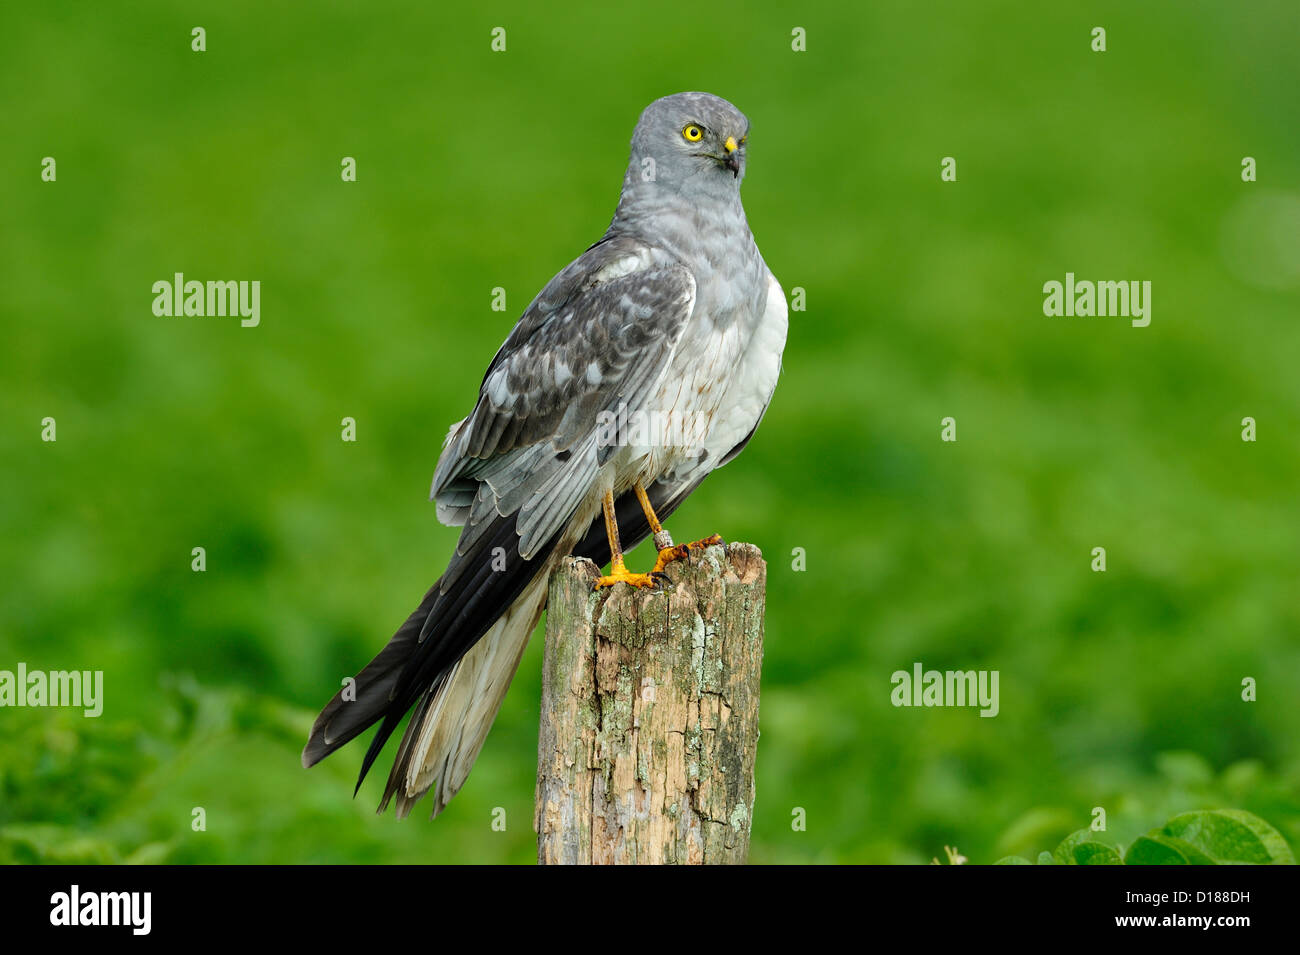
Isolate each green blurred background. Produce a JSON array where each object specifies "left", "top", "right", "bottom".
[{"left": 2, "top": 1, "right": 1298, "bottom": 864}]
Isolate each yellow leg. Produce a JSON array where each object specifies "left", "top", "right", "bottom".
[
  {"left": 633, "top": 482, "right": 725, "bottom": 575},
  {"left": 594, "top": 490, "right": 659, "bottom": 590}
]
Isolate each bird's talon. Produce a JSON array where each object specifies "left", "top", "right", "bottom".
[
  {"left": 649, "top": 534, "right": 725, "bottom": 575},
  {"left": 651, "top": 544, "right": 689, "bottom": 574},
  {"left": 594, "top": 568, "right": 659, "bottom": 591}
]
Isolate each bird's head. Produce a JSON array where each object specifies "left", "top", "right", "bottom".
[{"left": 627, "top": 92, "right": 750, "bottom": 195}]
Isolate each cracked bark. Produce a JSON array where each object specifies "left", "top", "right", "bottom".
[{"left": 535, "top": 542, "right": 766, "bottom": 865}]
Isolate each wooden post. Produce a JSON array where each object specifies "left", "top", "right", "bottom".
[{"left": 535, "top": 542, "right": 766, "bottom": 865}]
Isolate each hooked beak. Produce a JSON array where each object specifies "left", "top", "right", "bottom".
[{"left": 723, "top": 136, "right": 740, "bottom": 177}]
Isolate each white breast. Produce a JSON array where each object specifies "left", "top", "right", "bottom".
[
  {"left": 631, "top": 269, "right": 788, "bottom": 483},
  {"left": 700, "top": 271, "right": 788, "bottom": 462}
]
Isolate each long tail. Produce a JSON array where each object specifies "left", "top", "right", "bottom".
[
  {"left": 301, "top": 477, "right": 704, "bottom": 817},
  {"left": 380, "top": 572, "right": 550, "bottom": 817},
  {"left": 301, "top": 509, "right": 555, "bottom": 789}
]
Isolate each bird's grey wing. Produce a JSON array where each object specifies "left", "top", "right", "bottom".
[
  {"left": 432, "top": 236, "right": 697, "bottom": 561},
  {"left": 306, "top": 241, "right": 698, "bottom": 791}
]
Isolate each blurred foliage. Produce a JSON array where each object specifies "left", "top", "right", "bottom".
[
  {"left": 996, "top": 806, "right": 1295, "bottom": 865},
  {"left": 1, "top": 1, "right": 1298, "bottom": 863}
]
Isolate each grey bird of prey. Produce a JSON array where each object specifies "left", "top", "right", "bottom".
[{"left": 303, "top": 91, "right": 788, "bottom": 818}]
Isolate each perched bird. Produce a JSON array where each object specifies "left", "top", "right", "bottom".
[{"left": 302, "top": 91, "right": 788, "bottom": 818}]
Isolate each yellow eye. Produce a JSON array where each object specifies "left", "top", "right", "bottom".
[{"left": 682, "top": 124, "right": 703, "bottom": 142}]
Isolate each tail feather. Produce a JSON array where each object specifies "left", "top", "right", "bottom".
[
  {"left": 382, "top": 572, "right": 550, "bottom": 818},
  {"left": 301, "top": 476, "right": 707, "bottom": 816},
  {"left": 344, "top": 511, "right": 561, "bottom": 791},
  {"left": 300, "top": 578, "right": 441, "bottom": 770}
]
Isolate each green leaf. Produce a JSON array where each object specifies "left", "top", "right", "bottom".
[
  {"left": 1123, "top": 832, "right": 1215, "bottom": 864},
  {"left": 1071, "top": 842, "right": 1123, "bottom": 865},
  {"left": 1161, "top": 809, "right": 1296, "bottom": 865},
  {"left": 1053, "top": 829, "right": 1120, "bottom": 865},
  {"left": 1158, "top": 837, "right": 1216, "bottom": 864},
  {"left": 1053, "top": 829, "right": 1089, "bottom": 864},
  {"left": 1124, "top": 835, "right": 1188, "bottom": 865},
  {"left": 999, "top": 804, "right": 1295, "bottom": 867}
]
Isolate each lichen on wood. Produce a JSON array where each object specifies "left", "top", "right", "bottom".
[{"left": 535, "top": 542, "right": 766, "bottom": 865}]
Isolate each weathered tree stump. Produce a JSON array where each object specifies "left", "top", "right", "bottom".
[{"left": 535, "top": 542, "right": 766, "bottom": 864}]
